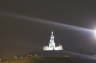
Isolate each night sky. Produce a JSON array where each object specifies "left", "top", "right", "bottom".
[{"left": 0, "top": 0, "right": 96, "bottom": 57}]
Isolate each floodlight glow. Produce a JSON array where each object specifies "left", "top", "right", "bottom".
[{"left": 93, "top": 29, "right": 96, "bottom": 38}]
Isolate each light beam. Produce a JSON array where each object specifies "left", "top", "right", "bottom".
[{"left": 0, "top": 11, "right": 94, "bottom": 33}]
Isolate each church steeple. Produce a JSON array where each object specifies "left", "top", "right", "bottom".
[{"left": 50, "top": 31, "right": 55, "bottom": 43}]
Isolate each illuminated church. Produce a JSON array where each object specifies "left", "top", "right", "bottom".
[{"left": 43, "top": 31, "right": 63, "bottom": 51}]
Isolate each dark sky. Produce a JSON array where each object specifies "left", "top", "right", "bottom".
[{"left": 0, "top": 0, "right": 96, "bottom": 57}]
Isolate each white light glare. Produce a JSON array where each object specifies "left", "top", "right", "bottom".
[{"left": 93, "top": 29, "right": 96, "bottom": 38}]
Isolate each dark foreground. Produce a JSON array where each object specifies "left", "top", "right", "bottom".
[{"left": 1, "top": 56, "right": 96, "bottom": 63}]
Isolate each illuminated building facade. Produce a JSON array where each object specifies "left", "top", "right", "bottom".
[{"left": 43, "top": 31, "right": 63, "bottom": 51}]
